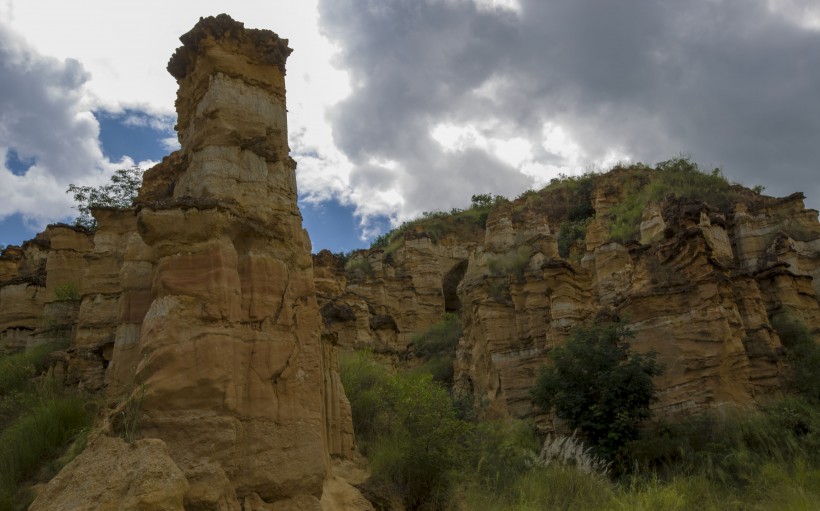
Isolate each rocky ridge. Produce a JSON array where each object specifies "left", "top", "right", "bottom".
[{"left": 314, "top": 164, "right": 820, "bottom": 421}]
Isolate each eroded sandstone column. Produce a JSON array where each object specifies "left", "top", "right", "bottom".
[{"left": 131, "top": 15, "right": 344, "bottom": 507}]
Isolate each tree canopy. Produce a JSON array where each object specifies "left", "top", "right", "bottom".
[
  {"left": 532, "top": 322, "right": 663, "bottom": 460},
  {"left": 66, "top": 166, "right": 143, "bottom": 229}
]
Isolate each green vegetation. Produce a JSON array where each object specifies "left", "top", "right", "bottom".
[
  {"left": 460, "top": 397, "right": 820, "bottom": 510},
  {"left": 111, "top": 381, "right": 145, "bottom": 444},
  {"left": 533, "top": 323, "right": 663, "bottom": 461},
  {"left": 53, "top": 282, "right": 80, "bottom": 302},
  {"left": 487, "top": 246, "right": 532, "bottom": 282},
  {"left": 411, "top": 313, "right": 462, "bottom": 384},
  {"left": 772, "top": 315, "right": 820, "bottom": 402},
  {"left": 342, "top": 316, "right": 820, "bottom": 510},
  {"left": 606, "top": 158, "right": 736, "bottom": 243},
  {"left": 67, "top": 166, "right": 143, "bottom": 229},
  {"left": 344, "top": 254, "right": 374, "bottom": 279},
  {"left": 341, "top": 352, "right": 536, "bottom": 510},
  {"left": 0, "top": 344, "right": 59, "bottom": 398},
  {"left": 370, "top": 194, "right": 506, "bottom": 256},
  {"left": 0, "top": 344, "right": 96, "bottom": 510},
  {"left": 363, "top": 156, "right": 768, "bottom": 259},
  {"left": 557, "top": 218, "right": 591, "bottom": 259}
]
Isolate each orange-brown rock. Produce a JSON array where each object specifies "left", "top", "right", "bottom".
[
  {"left": 313, "top": 233, "right": 478, "bottom": 363},
  {"left": 28, "top": 436, "right": 188, "bottom": 511},
  {"left": 0, "top": 226, "right": 94, "bottom": 354},
  {"left": 318, "top": 167, "right": 820, "bottom": 423},
  {"left": 25, "top": 14, "right": 357, "bottom": 510}
]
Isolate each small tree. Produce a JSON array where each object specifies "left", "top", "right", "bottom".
[
  {"left": 532, "top": 322, "right": 663, "bottom": 460},
  {"left": 67, "top": 166, "right": 143, "bottom": 229}
]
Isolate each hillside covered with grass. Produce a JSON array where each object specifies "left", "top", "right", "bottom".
[{"left": 358, "top": 157, "right": 776, "bottom": 260}]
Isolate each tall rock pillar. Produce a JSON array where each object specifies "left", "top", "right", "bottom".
[{"left": 132, "top": 15, "right": 341, "bottom": 506}]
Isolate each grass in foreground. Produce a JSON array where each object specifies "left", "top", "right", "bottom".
[
  {"left": 342, "top": 345, "right": 820, "bottom": 511},
  {"left": 0, "top": 345, "right": 96, "bottom": 511}
]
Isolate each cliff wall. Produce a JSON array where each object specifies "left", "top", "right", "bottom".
[{"left": 314, "top": 167, "right": 820, "bottom": 421}]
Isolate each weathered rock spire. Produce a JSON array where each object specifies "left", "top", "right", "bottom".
[{"left": 30, "top": 14, "right": 354, "bottom": 510}]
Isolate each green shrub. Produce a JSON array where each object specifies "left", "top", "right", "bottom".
[
  {"left": 772, "top": 316, "right": 820, "bottom": 402},
  {"left": 487, "top": 246, "right": 532, "bottom": 282},
  {"left": 53, "top": 282, "right": 80, "bottom": 301},
  {"left": 629, "top": 396, "right": 820, "bottom": 483},
  {"left": 341, "top": 352, "right": 468, "bottom": 509},
  {"left": 369, "top": 373, "right": 469, "bottom": 509},
  {"left": 412, "top": 313, "right": 462, "bottom": 359},
  {"left": 344, "top": 255, "right": 374, "bottom": 279},
  {"left": 342, "top": 352, "right": 541, "bottom": 509},
  {"left": 0, "top": 343, "right": 95, "bottom": 511},
  {"left": 413, "top": 312, "right": 463, "bottom": 385},
  {"left": 67, "top": 166, "right": 143, "bottom": 229},
  {"left": 369, "top": 194, "right": 504, "bottom": 252},
  {"left": 557, "top": 219, "right": 591, "bottom": 259},
  {"left": 0, "top": 342, "right": 64, "bottom": 397},
  {"left": 414, "top": 356, "right": 456, "bottom": 385},
  {"left": 533, "top": 322, "right": 663, "bottom": 461},
  {"left": 464, "top": 419, "right": 539, "bottom": 489},
  {"left": 339, "top": 352, "right": 391, "bottom": 442}
]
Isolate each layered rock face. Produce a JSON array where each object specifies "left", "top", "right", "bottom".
[
  {"left": 315, "top": 233, "right": 477, "bottom": 361},
  {"left": 11, "top": 14, "right": 354, "bottom": 510},
  {"left": 0, "top": 226, "right": 92, "bottom": 358},
  {"left": 129, "top": 16, "right": 349, "bottom": 505},
  {"left": 317, "top": 169, "right": 820, "bottom": 420}
]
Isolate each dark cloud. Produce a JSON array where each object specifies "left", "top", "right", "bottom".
[{"left": 318, "top": 0, "right": 820, "bottom": 223}]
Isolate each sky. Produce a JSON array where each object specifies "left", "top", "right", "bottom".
[{"left": 1, "top": 0, "right": 819, "bottom": 253}]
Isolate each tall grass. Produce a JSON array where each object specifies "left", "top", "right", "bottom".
[
  {"left": 342, "top": 347, "right": 820, "bottom": 510},
  {"left": 0, "top": 392, "right": 93, "bottom": 510},
  {"left": 0, "top": 345, "right": 96, "bottom": 511},
  {"left": 341, "top": 351, "right": 536, "bottom": 510},
  {"left": 0, "top": 343, "right": 62, "bottom": 396},
  {"left": 458, "top": 399, "right": 820, "bottom": 510},
  {"left": 487, "top": 246, "right": 532, "bottom": 282}
]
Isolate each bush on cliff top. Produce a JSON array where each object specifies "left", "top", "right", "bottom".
[
  {"left": 370, "top": 194, "right": 506, "bottom": 254},
  {"left": 67, "top": 166, "right": 143, "bottom": 229},
  {"left": 606, "top": 157, "right": 738, "bottom": 243}
]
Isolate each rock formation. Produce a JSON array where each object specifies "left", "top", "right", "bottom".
[
  {"left": 0, "top": 14, "right": 356, "bottom": 510},
  {"left": 2, "top": 14, "right": 820, "bottom": 510},
  {"left": 313, "top": 166, "right": 820, "bottom": 421}
]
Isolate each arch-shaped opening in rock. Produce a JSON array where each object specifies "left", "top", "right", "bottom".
[{"left": 442, "top": 260, "right": 468, "bottom": 312}]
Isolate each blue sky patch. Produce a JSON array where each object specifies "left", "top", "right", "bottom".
[
  {"left": 299, "top": 198, "right": 369, "bottom": 253},
  {"left": 4, "top": 148, "right": 36, "bottom": 176},
  {"left": 2, "top": 110, "right": 369, "bottom": 252},
  {"left": 95, "top": 110, "right": 175, "bottom": 164}
]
